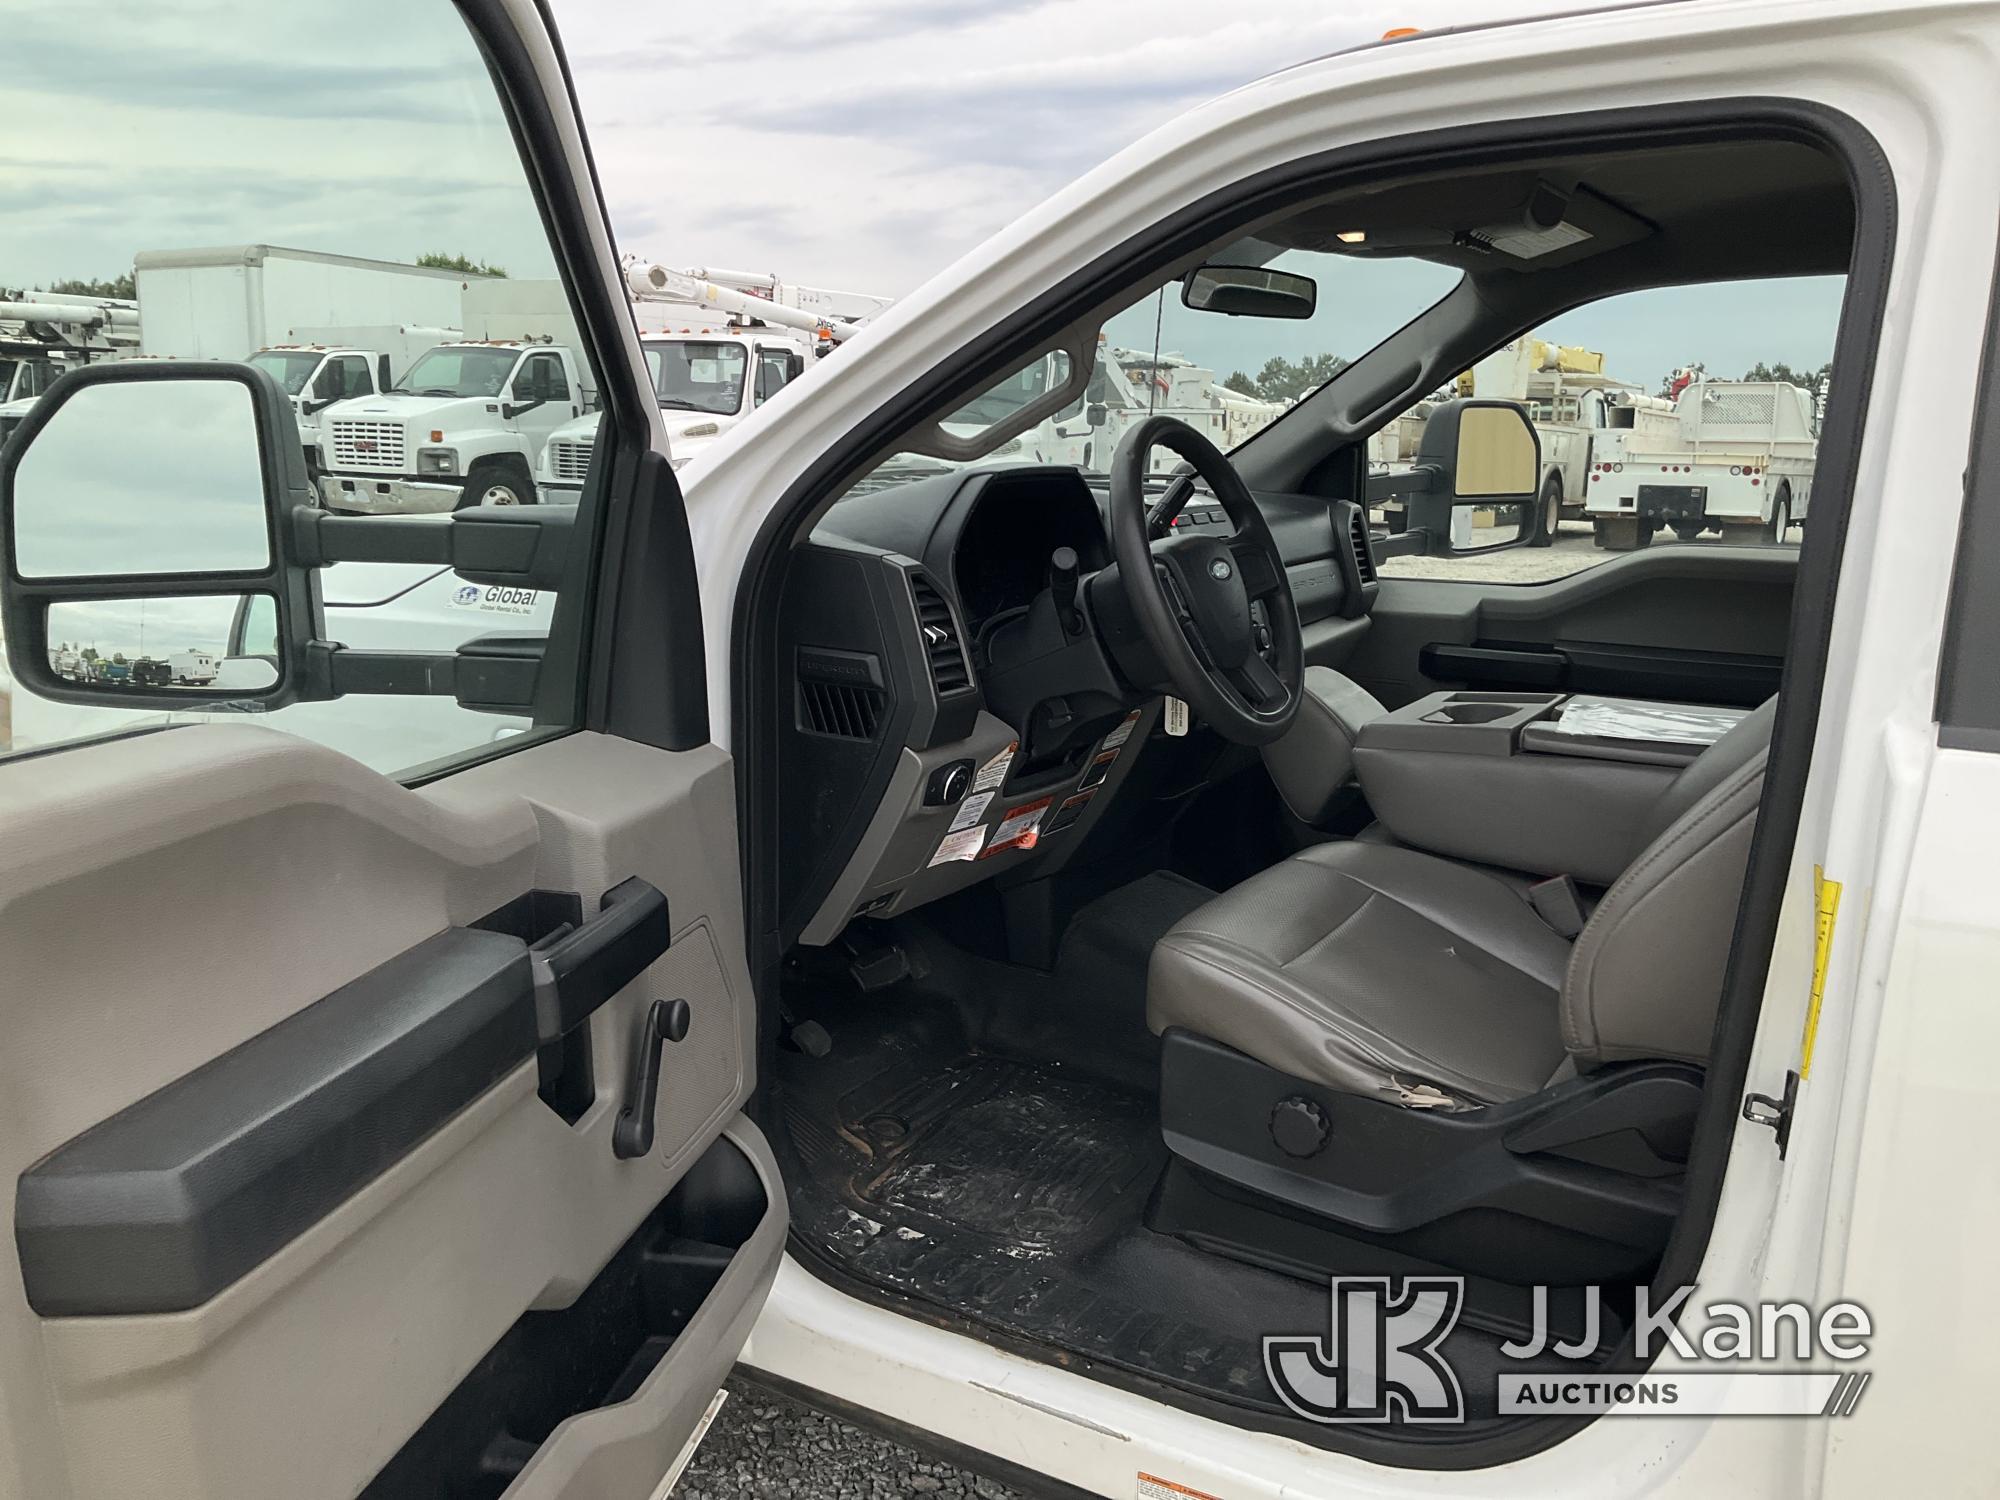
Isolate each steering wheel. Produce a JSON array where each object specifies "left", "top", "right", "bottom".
[{"left": 1106, "top": 416, "right": 1303, "bottom": 745}]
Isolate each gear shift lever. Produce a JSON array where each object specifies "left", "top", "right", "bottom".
[{"left": 1049, "top": 546, "right": 1081, "bottom": 636}]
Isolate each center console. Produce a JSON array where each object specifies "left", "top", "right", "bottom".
[{"left": 1351, "top": 691, "right": 1746, "bottom": 885}]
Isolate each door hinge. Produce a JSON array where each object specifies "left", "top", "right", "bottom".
[{"left": 1741, "top": 1069, "right": 1799, "bottom": 1159}]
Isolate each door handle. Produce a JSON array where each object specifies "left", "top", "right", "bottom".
[{"left": 528, "top": 876, "right": 671, "bottom": 1046}]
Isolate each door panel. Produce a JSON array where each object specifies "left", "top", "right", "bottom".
[
  {"left": 1348, "top": 546, "right": 1797, "bottom": 708},
  {"left": 0, "top": 726, "right": 771, "bottom": 1500}
]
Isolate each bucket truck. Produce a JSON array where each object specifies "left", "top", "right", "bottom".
[{"left": 538, "top": 261, "right": 893, "bottom": 497}]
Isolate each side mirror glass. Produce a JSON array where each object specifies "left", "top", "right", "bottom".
[
  {"left": 13, "top": 378, "right": 272, "bottom": 579},
  {"left": 1, "top": 362, "right": 320, "bottom": 709},
  {"left": 1087, "top": 402, "right": 1108, "bottom": 429},
  {"left": 1180, "top": 264, "right": 1318, "bottom": 320},
  {"left": 1401, "top": 398, "right": 1542, "bottom": 555}
]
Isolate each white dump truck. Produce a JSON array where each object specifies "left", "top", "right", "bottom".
[
  {"left": 1585, "top": 377, "right": 1819, "bottom": 548},
  {"left": 317, "top": 279, "right": 595, "bottom": 513}
]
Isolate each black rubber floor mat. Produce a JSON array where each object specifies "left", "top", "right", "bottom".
[{"left": 847, "top": 1056, "right": 1161, "bottom": 1254}]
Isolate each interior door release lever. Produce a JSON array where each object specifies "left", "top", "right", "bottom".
[{"left": 613, "top": 998, "right": 692, "bottom": 1159}]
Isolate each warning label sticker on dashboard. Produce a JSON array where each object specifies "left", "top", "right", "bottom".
[
  {"left": 1102, "top": 709, "right": 1142, "bottom": 750},
  {"left": 979, "top": 797, "right": 1050, "bottom": 858},
  {"left": 972, "top": 742, "right": 1017, "bottom": 793},
  {"left": 1137, "top": 1475, "right": 1222, "bottom": 1500},
  {"left": 947, "top": 790, "right": 995, "bottom": 833},
  {"left": 928, "top": 827, "right": 986, "bottom": 866}
]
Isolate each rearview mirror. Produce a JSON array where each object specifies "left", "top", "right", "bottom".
[{"left": 1180, "top": 265, "right": 1318, "bottom": 320}]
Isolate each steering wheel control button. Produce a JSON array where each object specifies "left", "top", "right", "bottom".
[
  {"left": 1270, "top": 1096, "right": 1332, "bottom": 1159},
  {"left": 925, "top": 759, "right": 975, "bottom": 806}
]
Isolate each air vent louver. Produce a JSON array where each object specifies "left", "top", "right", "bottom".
[
  {"left": 1349, "top": 510, "right": 1378, "bottom": 584},
  {"left": 909, "top": 575, "right": 971, "bottom": 694},
  {"left": 798, "top": 679, "right": 884, "bottom": 740}
]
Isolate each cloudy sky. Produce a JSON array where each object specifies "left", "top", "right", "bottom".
[{"left": 7, "top": 0, "right": 1841, "bottom": 395}]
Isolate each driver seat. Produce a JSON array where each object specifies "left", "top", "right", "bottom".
[{"left": 1148, "top": 698, "right": 1775, "bottom": 1110}]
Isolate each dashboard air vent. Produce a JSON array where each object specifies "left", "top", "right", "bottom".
[
  {"left": 798, "top": 679, "right": 884, "bottom": 740},
  {"left": 1349, "top": 509, "right": 1378, "bottom": 584},
  {"left": 910, "top": 575, "right": 971, "bottom": 694}
]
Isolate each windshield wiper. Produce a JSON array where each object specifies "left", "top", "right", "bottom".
[{"left": 655, "top": 397, "right": 714, "bottom": 412}]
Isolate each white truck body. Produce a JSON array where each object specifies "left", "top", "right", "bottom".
[
  {"left": 132, "top": 246, "right": 471, "bottom": 360},
  {"left": 135, "top": 247, "right": 482, "bottom": 470},
  {"left": 1586, "top": 380, "right": 1819, "bottom": 546},
  {"left": 312, "top": 283, "right": 592, "bottom": 514},
  {"left": 245, "top": 328, "right": 462, "bottom": 470},
  {"left": 166, "top": 650, "right": 219, "bottom": 686},
  {"left": 539, "top": 328, "right": 813, "bottom": 497}
]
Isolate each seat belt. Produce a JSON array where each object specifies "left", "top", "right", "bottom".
[{"left": 1527, "top": 874, "right": 1588, "bottom": 940}]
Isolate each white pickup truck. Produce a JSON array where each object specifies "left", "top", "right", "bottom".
[
  {"left": 316, "top": 339, "right": 589, "bottom": 513},
  {"left": 1585, "top": 379, "right": 1819, "bottom": 548}
]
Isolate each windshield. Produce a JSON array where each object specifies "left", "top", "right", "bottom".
[
  {"left": 246, "top": 350, "right": 323, "bottom": 396},
  {"left": 847, "top": 248, "right": 1462, "bottom": 493},
  {"left": 394, "top": 346, "right": 519, "bottom": 398},
  {"left": 644, "top": 340, "right": 747, "bottom": 415},
  {"left": 0, "top": 359, "right": 17, "bottom": 401}
]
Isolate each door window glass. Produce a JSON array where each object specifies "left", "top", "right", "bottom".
[
  {"left": 754, "top": 349, "right": 793, "bottom": 406},
  {"left": 2, "top": 1, "right": 612, "bottom": 777},
  {"left": 1373, "top": 275, "right": 1844, "bottom": 583}
]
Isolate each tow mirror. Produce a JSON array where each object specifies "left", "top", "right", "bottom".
[
  {"left": 1181, "top": 264, "right": 1318, "bottom": 320},
  {"left": 1087, "top": 402, "right": 1108, "bottom": 429},
  {"left": 1365, "top": 398, "right": 1540, "bottom": 556},
  {"left": 1, "top": 361, "right": 575, "bottom": 716},
  {"left": 1, "top": 361, "right": 321, "bottom": 710}
]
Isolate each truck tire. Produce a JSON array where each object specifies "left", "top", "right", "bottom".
[
  {"left": 460, "top": 459, "right": 536, "bottom": 509},
  {"left": 1763, "top": 484, "right": 1792, "bottom": 542},
  {"left": 1529, "top": 474, "right": 1562, "bottom": 547}
]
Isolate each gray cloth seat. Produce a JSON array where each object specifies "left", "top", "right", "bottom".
[{"left": 1148, "top": 698, "right": 1776, "bottom": 1110}]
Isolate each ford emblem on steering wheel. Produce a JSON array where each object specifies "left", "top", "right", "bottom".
[{"left": 1209, "top": 557, "right": 1233, "bottom": 580}]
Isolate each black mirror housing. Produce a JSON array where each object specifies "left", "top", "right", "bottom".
[
  {"left": 1406, "top": 398, "right": 1542, "bottom": 555},
  {"left": 0, "top": 359, "right": 325, "bottom": 711},
  {"left": 1181, "top": 264, "right": 1318, "bottom": 320}
]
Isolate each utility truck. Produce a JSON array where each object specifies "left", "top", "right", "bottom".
[
  {"left": 0, "top": 290, "right": 141, "bottom": 448},
  {"left": 1585, "top": 377, "right": 1819, "bottom": 548},
  {"left": 539, "top": 263, "right": 890, "bottom": 496},
  {"left": 317, "top": 279, "right": 594, "bottom": 513},
  {"left": 1461, "top": 336, "right": 1680, "bottom": 544}
]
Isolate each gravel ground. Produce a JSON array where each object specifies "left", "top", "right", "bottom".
[{"left": 674, "top": 1376, "right": 1028, "bottom": 1500}]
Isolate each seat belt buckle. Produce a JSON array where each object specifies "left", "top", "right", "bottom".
[{"left": 1527, "top": 874, "right": 1587, "bottom": 939}]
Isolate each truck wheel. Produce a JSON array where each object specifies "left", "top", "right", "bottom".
[
  {"left": 1529, "top": 474, "right": 1562, "bottom": 547},
  {"left": 460, "top": 459, "right": 536, "bottom": 509},
  {"left": 1763, "top": 485, "right": 1792, "bottom": 542}
]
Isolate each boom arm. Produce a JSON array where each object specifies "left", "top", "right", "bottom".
[{"left": 623, "top": 262, "right": 862, "bottom": 344}]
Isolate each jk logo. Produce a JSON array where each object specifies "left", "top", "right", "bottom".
[{"left": 1265, "top": 1276, "right": 1467, "bottom": 1424}]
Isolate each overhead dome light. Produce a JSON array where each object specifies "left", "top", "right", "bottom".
[{"left": 1336, "top": 230, "right": 1367, "bottom": 244}]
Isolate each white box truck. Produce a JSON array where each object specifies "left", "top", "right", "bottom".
[{"left": 135, "top": 246, "right": 480, "bottom": 470}]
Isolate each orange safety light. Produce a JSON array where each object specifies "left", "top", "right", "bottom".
[
  {"left": 1382, "top": 26, "right": 1422, "bottom": 39},
  {"left": 430, "top": 430, "right": 445, "bottom": 442}
]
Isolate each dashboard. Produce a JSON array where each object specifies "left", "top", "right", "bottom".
[{"left": 772, "top": 462, "right": 1377, "bottom": 948}]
